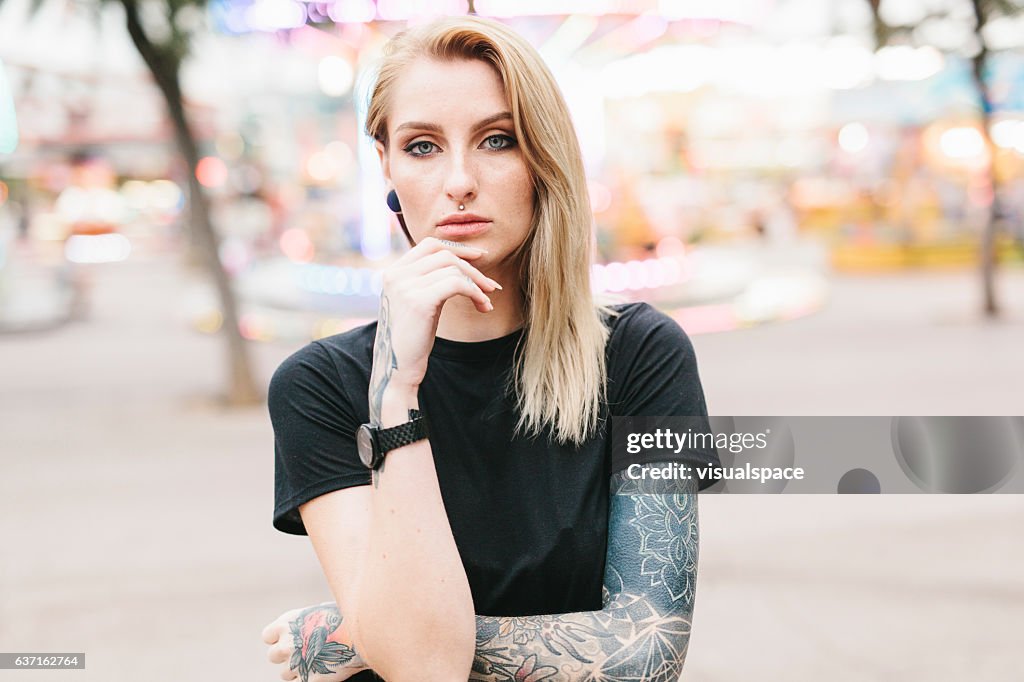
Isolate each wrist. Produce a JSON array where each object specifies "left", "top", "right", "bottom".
[{"left": 378, "top": 387, "right": 420, "bottom": 428}]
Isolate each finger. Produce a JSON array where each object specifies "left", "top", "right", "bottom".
[
  {"left": 261, "top": 622, "right": 281, "bottom": 645},
  {"left": 268, "top": 643, "right": 291, "bottom": 665},
  {"left": 395, "top": 235, "right": 487, "bottom": 267},
  {"left": 420, "top": 274, "right": 492, "bottom": 313},
  {"left": 404, "top": 250, "right": 501, "bottom": 291},
  {"left": 281, "top": 665, "right": 298, "bottom": 681}
]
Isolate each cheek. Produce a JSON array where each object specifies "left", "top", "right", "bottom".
[{"left": 495, "top": 162, "right": 534, "bottom": 211}]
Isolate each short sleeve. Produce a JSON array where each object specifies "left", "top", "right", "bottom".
[
  {"left": 269, "top": 341, "right": 371, "bottom": 535},
  {"left": 607, "top": 303, "right": 720, "bottom": 486}
]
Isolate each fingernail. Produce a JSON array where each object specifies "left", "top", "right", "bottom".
[
  {"left": 491, "top": 280, "right": 503, "bottom": 290},
  {"left": 485, "top": 300, "right": 494, "bottom": 311}
]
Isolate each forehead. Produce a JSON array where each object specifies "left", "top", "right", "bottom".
[{"left": 388, "top": 58, "right": 509, "bottom": 133}]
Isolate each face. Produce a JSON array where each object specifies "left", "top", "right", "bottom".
[{"left": 376, "top": 58, "right": 535, "bottom": 275}]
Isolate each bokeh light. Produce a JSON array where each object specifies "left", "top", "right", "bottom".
[
  {"left": 838, "top": 123, "right": 869, "bottom": 154},
  {"left": 318, "top": 56, "right": 355, "bottom": 97},
  {"left": 196, "top": 156, "right": 228, "bottom": 189},
  {"left": 279, "top": 228, "right": 315, "bottom": 262}
]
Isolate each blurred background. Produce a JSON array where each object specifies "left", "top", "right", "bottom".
[{"left": 1, "top": 0, "right": 1022, "bottom": 680}]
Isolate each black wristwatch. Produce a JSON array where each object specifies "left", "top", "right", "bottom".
[{"left": 357, "top": 409, "right": 429, "bottom": 470}]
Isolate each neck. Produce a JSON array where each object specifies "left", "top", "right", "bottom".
[{"left": 436, "top": 278, "right": 525, "bottom": 343}]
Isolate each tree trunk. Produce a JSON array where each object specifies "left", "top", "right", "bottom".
[
  {"left": 121, "top": 0, "right": 261, "bottom": 404},
  {"left": 971, "top": 0, "right": 1000, "bottom": 318}
]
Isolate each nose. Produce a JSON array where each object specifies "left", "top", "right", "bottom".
[{"left": 443, "top": 149, "right": 477, "bottom": 206}]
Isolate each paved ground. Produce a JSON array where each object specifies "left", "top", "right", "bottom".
[{"left": 0, "top": 252, "right": 1022, "bottom": 681}]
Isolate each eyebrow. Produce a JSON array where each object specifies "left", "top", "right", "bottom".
[{"left": 394, "top": 111, "right": 513, "bottom": 136}]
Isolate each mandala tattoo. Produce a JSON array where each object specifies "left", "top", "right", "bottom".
[
  {"left": 284, "top": 478, "right": 700, "bottom": 682},
  {"left": 630, "top": 494, "right": 699, "bottom": 604},
  {"left": 467, "top": 477, "right": 700, "bottom": 681}
]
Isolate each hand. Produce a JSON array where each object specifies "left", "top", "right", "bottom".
[
  {"left": 369, "top": 237, "right": 500, "bottom": 420},
  {"left": 262, "top": 602, "right": 367, "bottom": 682}
]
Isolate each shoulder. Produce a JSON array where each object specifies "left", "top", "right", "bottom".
[
  {"left": 268, "top": 322, "right": 377, "bottom": 409},
  {"left": 604, "top": 301, "right": 694, "bottom": 356}
]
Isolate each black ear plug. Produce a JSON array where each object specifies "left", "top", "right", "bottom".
[
  {"left": 386, "top": 189, "right": 414, "bottom": 245},
  {"left": 386, "top": 189, "right": 402, "bottom": 213}
]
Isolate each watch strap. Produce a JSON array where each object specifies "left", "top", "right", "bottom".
[{"left": 376, "top": 409, "right": 428, "bottom": 455}]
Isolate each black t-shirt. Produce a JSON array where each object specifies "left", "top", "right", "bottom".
[{"left": 270, "top": 301, "right": 716, "bottom": 671}]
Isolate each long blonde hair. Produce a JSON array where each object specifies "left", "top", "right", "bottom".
[{"left": 364, "top": 15, "right": 613, "bottom": 446}]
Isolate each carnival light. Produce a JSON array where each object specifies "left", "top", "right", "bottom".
[
  {"left": 279, "top": 228, "right": 315, "bottom": 262},
  {"left": 939, "top": 127, "right": 986, "bottom": 161},
  {"left": 150, "top": 180, "right": 184, "bottom": 212},
  {"left": 64, "top": 233, "right": 132, "bottom": 264},
  {"left": 306, "top": 151, "right": 339, "bottom": 183},
  {"left": 292, "top": 263, "right": 383, "bottom": 297},
  {"left": 376, "top": 0, "right": 463, "bottom": 21},
  {"left": 838, "top": 122, "right": 869, "bottom": 154},
  {"left": 318, "top": 56, "right": 354, "bottom": 97},
  {"left": 590, "top": 256, "right": 687, "bottom": 294},
  {"left": 327, "top": 0, "right": 376, "bottom": 23},
  {"left": 820, "top": 38, "right": 874, "bottom": 90},
  {"left": 196, "top": 156, "right": 228, "bottom": 189},
  {"left": 244, "top": 0, "right": 306, "bottom": 31},
  {"left": 874, "top": 45, "right": 943, "bottom": 81},
  {"left": 991, "top": 119, "right": 1024, "bottom": 153}
]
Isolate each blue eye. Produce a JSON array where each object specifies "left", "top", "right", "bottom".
[
  {"left": 484, "top": 134, "right": 516, "bottom": 150},
  {"left": 404, "top": 140, "right": 438, "bottom": 157}
]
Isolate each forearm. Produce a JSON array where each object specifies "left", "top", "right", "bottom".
[
  {"left": 287, "top": 472, "right": 698, "bottom": 682},
  {"left": 473, "top": 601, "right": 690, "bottom": 682},
  {"left": 356, "top": 387, "right": 475, "bottom": 682},
  {"left": 473, "top": 475, "right": 699, "bottom": 682}
]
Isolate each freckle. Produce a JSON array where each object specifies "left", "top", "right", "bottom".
[
  {"left": 416, "top": 528, "right": 421, "bottom": 533},
  {"left": 382, "top": 553, "right": 387, "bottom": 560},
  {"left": 389, "top": 508, "right": 395, "bottom": 515}
]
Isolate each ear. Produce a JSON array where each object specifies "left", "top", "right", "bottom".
[{"left": 374, "top": 139, "right": 392, "bottom": 187}]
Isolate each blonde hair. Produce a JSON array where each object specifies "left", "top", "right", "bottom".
[{"left": 364, "top": 15, "right": 613, "bottom": 446}]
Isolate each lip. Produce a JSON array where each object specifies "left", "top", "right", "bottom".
[
  {"left": 437, "top": 212, "right": 489, "bottom": 226},
  {"left": 437, "top": 221, "right": 491, "bottom": 237}
]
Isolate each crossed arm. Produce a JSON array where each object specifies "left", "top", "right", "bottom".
[{"left": 264, "top": 470, "right": 700, "bottom": 682}]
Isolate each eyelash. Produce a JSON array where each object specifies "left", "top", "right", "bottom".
[{"left": 402, "top": 134, "right": 517, "bottom": 158}]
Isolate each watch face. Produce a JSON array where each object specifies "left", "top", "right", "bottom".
[{"left": 356, "top": 425, "right": 376, "bottom": 468}]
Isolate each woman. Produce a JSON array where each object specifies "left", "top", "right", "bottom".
[{"left": 262, "top": 15, "right": 718, "bottom": 682}]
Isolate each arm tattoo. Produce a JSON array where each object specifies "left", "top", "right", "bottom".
[
  {"left": 469, "top": 471, "right": 699, "bottom": 682},
  {"left": 288, "top": 604, "right": 363, "bottom": 682},
  {"left": 368, "top": 294, "right": 398, "bottom": 427},
  {"left": 285, "top": 469, "right": 699, "bottom": 681}
]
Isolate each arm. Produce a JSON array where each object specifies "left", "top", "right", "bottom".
[
  {"left": 471, "top": 470, "right": 698, "bottom": 682},
  {"left": 300, "top": 239, "right": 500, "bottom": 682},
  {"left": 267, "top": 468, "right": 699, "bottom": 682}
]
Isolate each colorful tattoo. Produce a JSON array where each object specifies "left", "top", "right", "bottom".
[{"left": 288, "top": 604, "right": 360, "bottom": 682}]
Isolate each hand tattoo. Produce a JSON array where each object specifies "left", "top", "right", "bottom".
[{"left": 288, "top": 604, "right": 360, "bottom": 682}]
